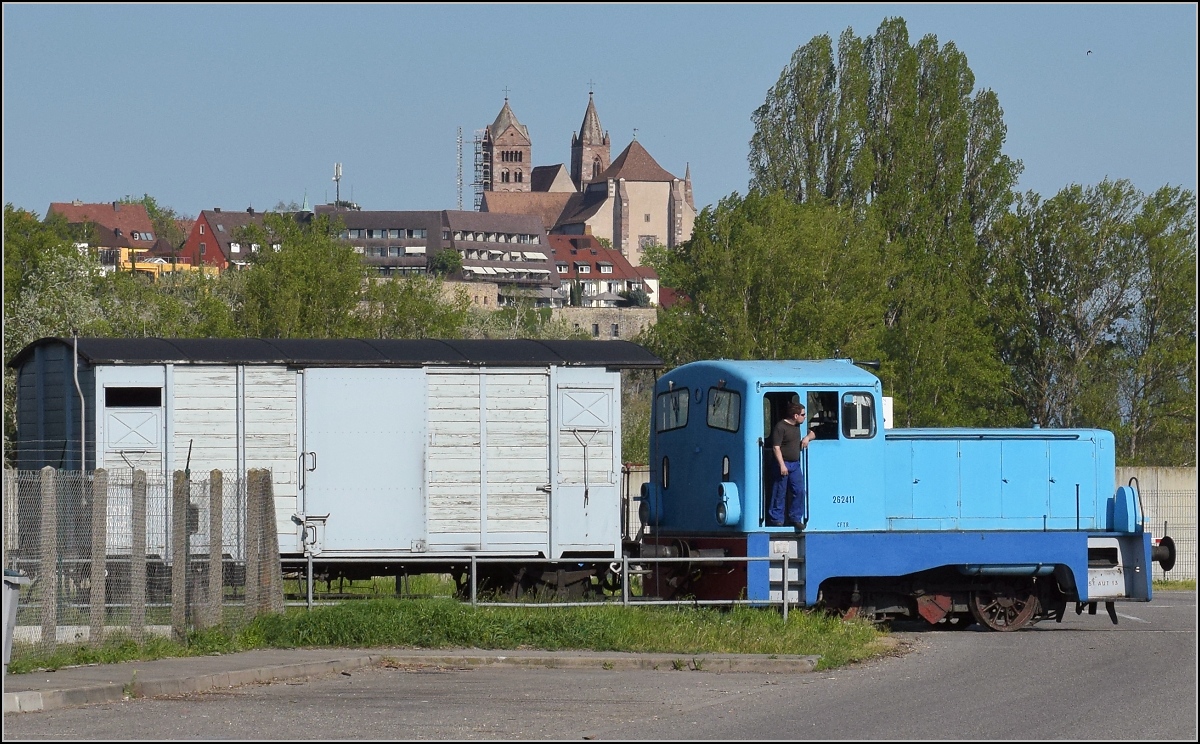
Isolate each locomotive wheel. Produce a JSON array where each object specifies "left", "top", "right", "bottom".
[{"left": 968, "top": 584, "right": 1039, "bottom": 631}]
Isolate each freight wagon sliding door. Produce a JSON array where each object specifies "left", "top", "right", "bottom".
[
  {"left": 301, "top": 368, "right": 427, "bottom": 553},
  {"left": 426, "top": 370, "right": 551, "bottom": 554},
  {"left": 550, "top": 367, "right": 620, "bottom": 559}
]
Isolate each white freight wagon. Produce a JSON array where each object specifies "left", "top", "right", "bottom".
[{"left": 9, "top": 338, "right": 662, "bottom": 581}]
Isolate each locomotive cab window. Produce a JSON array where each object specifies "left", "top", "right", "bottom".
[
  {"left": 806, "top": 391, "right": 839, "bottom": 440},
  {"left": 841, "top": 392, "right": 877, "bottom": 438},
  {"left": 706, "top": 388, "right": 740, "bottom": 432},
  {"left": 656, "top": 388, "right": 690, "bottom": 432}
]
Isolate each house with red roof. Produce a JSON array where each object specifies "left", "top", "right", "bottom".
[
  {"left": 47, "top": 200, "right": 158, "bottom": 255},
  {"left": 547, "top": 234, "right": 659, "bottom": 308},
  {"left": 178, "top": 207, "right": 269, "bottom": 270}
]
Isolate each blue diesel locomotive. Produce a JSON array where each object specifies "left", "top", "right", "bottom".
[{"left": 637, "top": 358, "right": 1177, "bottom": 630}]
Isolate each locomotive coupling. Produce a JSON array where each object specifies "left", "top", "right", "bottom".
[{"left": 1151, "top": 535, "right": 1177, "bottom": 572}]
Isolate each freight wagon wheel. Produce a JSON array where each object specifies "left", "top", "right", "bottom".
[{"left": 968, "top": 584, "right": 1038, "bottom": 631}]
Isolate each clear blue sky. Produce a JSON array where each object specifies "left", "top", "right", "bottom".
[{"left": 3, "top": 3, "right": 1196, "bottom": 220}]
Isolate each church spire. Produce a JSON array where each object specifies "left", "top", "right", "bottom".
[
  {"left": 578, "top": 92, "right": 606, "bottom": 145},
  {"left": 571, "top": 92, "right": 611, "bottom": 191}
]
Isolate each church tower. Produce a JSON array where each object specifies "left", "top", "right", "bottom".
[
  {"left": 570, "top": 93, "right": 610, "bottom": 191},
  {"left": 484, "top": 96, "right": 532, "bottom": 193}
]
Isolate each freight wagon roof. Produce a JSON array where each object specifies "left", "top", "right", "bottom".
[{"left": 8, "top": 337, "right": 663, "bottom": 370}]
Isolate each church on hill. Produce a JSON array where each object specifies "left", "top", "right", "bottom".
[{"left": 479, "top": 93, "right": 695, "bottom": 267}]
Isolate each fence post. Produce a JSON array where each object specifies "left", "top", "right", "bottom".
[
  {"left": 39, "top": 466, "right": 57, "bottom": 653},
  {"left": 259, "top": 471, "right": 283, "bottom": 615},
  {"left": 243, "top": 470, "right": 261, "bottom": 623},
  {"left": 89, "top": 468, "right": 108, "bottom": 643},
  {"left": 131, "top": 470, "right": 146, "bottom": 642},
  {"left": 470, "top": 556, "right": 477, "bottom": 608},
  {"left": 171, "top": 470, "right": 188, "bottom": 642},
  {"left": 622, "top": 557, "right": 629, "bottom": 607},
  {"left": 206, "top": 470, "right": 224, "bottom": 629},
  {"left": 3, "top": 468, "right": 16, "bottom": 567}
]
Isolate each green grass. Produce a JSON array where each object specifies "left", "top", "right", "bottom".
[
  {"left": 1153, "top": 578, "right": 1196, "bottom": 591},
  {"left": 6, "top": 599, "right": 889, "bottom": 674}
]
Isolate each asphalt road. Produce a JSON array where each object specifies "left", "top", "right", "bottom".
[{"left": 4, "top": 591, "right": 1195, "bottom": 740}]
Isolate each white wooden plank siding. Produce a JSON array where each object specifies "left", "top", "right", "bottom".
[
  {"left": 242, "top": 367, "right": 299, "bottom": 541},
  {"left": 485, "top": 373, "right": 549, "bottom": 542},
  {"left": 426, "top": 370, "right": 550, "bottom": 551},
  {"left": 427, "top": 373, "right": 482, "bottom": 541},
  {"left": 172, "top": 367, "right": 238, "bottom": 476}
]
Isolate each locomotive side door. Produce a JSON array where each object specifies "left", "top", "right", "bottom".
[
  {"left": 802, "top": 389, "right": 882, "bottom": 531},
  {"left": 550, "top": 367, "right": 621, "bottom": 559}
]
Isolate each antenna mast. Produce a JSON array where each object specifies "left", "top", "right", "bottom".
[
  {"left": 457, "top": 127, "right": 464, "bottom": 211},
  {"left": 333, "top": 162, "right": 342, "bottom": 209}
]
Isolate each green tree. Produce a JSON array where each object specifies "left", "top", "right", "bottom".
[
  {"left": 361, "top": 276, "right": 472, "bottom": 339},
  {"left": 620, "top": 287, "right": 650, "bottom": 307},
  {"left": 986, "top": 181, "right": 1144, "bottom": 429},
  {"left": 1114, "top": 186, "right": 1196, "bottom": 465},
  {"left": 466, "top": 290, "right": 585, "bottom": 340},
  {"left": 749, "top": 28, "right": 872, "bottom": 206},
  {"left": 237, "top": 213, "right": 367, "bottom": 338},
  {"left": 3, "top": 246, "right": 107, "bottom": 458},
  {"left": 428, "top": 248, "right": 463, "bottom": 277},
  {"left": 3, "top": 204, "right": 80, "bottom": 304},
  {"left": 119, "top": 194, "right": 192, "bottom": 254},
  {"left": 1076, "top": 186, "right": 1196, "bottom": 466},
  {"left": 641, "top": 190, "right": 886, "bottom": 366},
  {"left": 95, "top": 269, "right": 240, "bottom": 339},
  {"left": 748, "top": 17, "right": 1022, "bottom": 425}
]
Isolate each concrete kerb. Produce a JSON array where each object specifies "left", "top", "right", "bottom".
[
  {"left": 3, "top": 650, "right": 822, "bottom": 714},
  {"left": 3, "top": 654, "right": 386, "bottom": 714}
]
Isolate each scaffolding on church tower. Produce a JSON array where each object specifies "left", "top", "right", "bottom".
[{"left": 472, "top": 128, "right": 490, "bottom": 211}]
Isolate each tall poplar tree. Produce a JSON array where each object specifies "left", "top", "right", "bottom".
[
  {"left": 642, "top": 190, "right": 886, "bottom": 365},
  {"left": 748, "top": 17, "right": 1022, "bottom": 425}
]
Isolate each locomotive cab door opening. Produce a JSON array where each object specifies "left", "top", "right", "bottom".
[
  {"left": 551, "top": 367, "right": 620, "bottom": 559},
  {"left": 761, "top": 391, "right": 811, "bottom": 525}
]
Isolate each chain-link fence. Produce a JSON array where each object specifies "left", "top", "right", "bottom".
[
  {"left": 1141, "top": 489, "right": 1197, "bottom": 582},
  {"left": 2, "top": 467, "right": 283, "bottom": 657}
]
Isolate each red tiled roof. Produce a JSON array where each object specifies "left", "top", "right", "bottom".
[
  {"left": 547, "top": 235, "right": 645, "bottom": 282},
  {"left": 597, "top": 140, "right": 676, "bottom": 183},
  {"left": 483, "top": 191, "right": 575, "bottom": 232},
  {"left": 657, "top": 286, "right": 687, "bottom": 309},
  {"left": 48, "top": 201, "right": 156, "bottom": 245}
]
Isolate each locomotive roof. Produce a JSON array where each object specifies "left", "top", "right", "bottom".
[
  {"left": 8, "top": 337, "right": 663, "bottom": 370},
  {"left": 662, "top": 358, "right": 882, "bottom": 387}
]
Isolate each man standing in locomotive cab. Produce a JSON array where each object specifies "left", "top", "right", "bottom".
[{"left": 767, "top": 403, "right": 816, "bottom": 527}]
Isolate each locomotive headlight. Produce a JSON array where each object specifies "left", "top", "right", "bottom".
[{"left": 715, "top": 482, "right": 741, "bottom": 526}]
